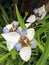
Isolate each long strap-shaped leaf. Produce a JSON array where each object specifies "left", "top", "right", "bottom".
[
  {"left": 36, "top": 34, "right": 49, "bottom": 65},
  {"left": 15, "top": 5, "right": 26, "bottom": 30}
]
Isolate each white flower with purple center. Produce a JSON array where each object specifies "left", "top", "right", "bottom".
[
  {"left": 26, "top": 5, "right": 47, "bottom": 23},
  {"left": 34, "top": 5, "right": 47, "bottom": 20},
  {"left": 2, "top": 20, "right": 36, "bottom": 62}
]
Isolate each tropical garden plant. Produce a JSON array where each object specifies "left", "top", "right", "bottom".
[{"left": 0, "top": 0, "right": 49, "bottom": 65}]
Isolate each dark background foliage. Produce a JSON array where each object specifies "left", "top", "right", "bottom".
[{"left": 0, "top": 0, "right": 49, "bottom": 17}]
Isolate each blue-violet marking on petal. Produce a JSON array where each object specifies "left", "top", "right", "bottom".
[
  {"left": 2, "top": 28, "right": 9, "bottom": 33},
  {"left": 13, "top": 21, "right": 19, "bottom": 26},
  {"left": 16, "top": 30, "right": 19, "bottom": 33},
  {"left": 31, "top": 40, "right": 36, "bottom": 48},
  {"left": 20, "top": 30, "right": 27, "bottom": 35},
  {"left": 41, "top": 11, "right": 45, "bottom": 14},
  {"left": 36, "top": 17, "right": 41, "bottom": 21},
  {"left": 33, "top": 8, "right": 38, "bottom": 13},
  {"left": 14, "top": 43, "right": 22, "bottom": 51}
]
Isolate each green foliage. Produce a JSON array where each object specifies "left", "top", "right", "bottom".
[
  {"left": 0, "top": 4, "right": 9, "bottom": 24},
  {"left": 36, "top": 34, "right": 49, "bottom": 65},
  {"left": 0, "top": 2, "right": 49, "bottom": 65}
]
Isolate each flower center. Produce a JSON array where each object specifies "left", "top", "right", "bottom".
[
  {"left": 35, "top": 13, "right": 42, "bottom": 18},
  {"left": 19, "top": 36, "right": 31, "bottom": 47}
]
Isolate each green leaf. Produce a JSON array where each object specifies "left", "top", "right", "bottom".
[
  {"left": 36, "top": 34, "right": 49, "bottom": 65},
  {"left": 0, "top": 52, "right": 10, "bottom": 63},
  {"left": 10, "top": 49, "right": 18, "bottom": 60},
  {"left": 35, "top": 22, "right": 49, "bottom": 38},
  {"left": 0, "top": 44, "right": 8, "bottom": 50},
  {"left": 0, "top": 4, "right": 9, "bottom": 24},
  {"left": 15, "top": 5, "right": 26, "bottom": 30},
  {"left": 6, "top": 59, "right": 14, "bottom": 65}
]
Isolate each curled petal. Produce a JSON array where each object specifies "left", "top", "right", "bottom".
[
  {"left": 26, "top": 28, "right": 35, "bottom": 40},
  {"left": 26, "top": 15, "right": 36, "bottom": 23},
  {"left": 19, "top": 47, "right": 31, "bottom": 62}
]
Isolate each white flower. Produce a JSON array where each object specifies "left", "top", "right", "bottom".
[
  {"left": 38, "top": 5, "right": 47, "bottom": 19},
  {"left": 26, "top": 5, "right": 47, "bottom": 23},
  {"left": 2, "top": 21, "right": 36, "bottom": 62}
]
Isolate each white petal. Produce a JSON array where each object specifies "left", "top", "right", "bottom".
[
  {"left": 26, "top": 28, "right": 35, "bottom": 40},
  {"left": 26, "top": 15, "right": 36, "bottom": 23},
  {"left": 38, "top": 5, "right": 47, "bottom": 19},
  {"left": 19, "top": 47, "right": 31, "bottom": 62},
  {"left": 25, "top": 23, "right": 32, "bottom": 28},
  {"left": 18, "top": 26, "right": 22, "bottom": 32},
  {"left": 6, "top": 24, "right": 12, "bottom": 30},
  {"left": 2, "top": 32, "right": 20, "bottom": 43},
  {"left": 6, "top": 41, "right": 17, "bottom": 51}
]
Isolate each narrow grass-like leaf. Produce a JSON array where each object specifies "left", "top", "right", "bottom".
[
  {"left": 0, "top": 4, "right": 9, "bottom": 24},
  {"left": 35, "top": 22, "right": 49, "bottom": 38},
  {"left": 36, "top": 34, "right": 49, "bottom": 65},
  {"left": 0, "top": 44, "right": 8, "bottom": 50},
  {"left": 16, "top": 5, "right": 26, "bottom": 29},
  {"left": 0, "top": 52, "right": 10, "bottom": 63},
  {"left": 6, "top": 59, "right": 14, "bottom": 65}
]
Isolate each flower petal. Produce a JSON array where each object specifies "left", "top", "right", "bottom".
[
  {"left": 6, "top": 41, "right": 17, "bottom": 51},
  {"left": 2, "top": 32, "right": 20, "bottom": 43},
  {"left": 26, "top": 28, "right": 35, "bottom": 40},
  {"left": 19, "top": 47, "right": 31, "bottom": 62},
  {"left": 18, "top": 23, "right": 32, "bottom": 32},
  {"left": 26, "top": 15, "right": 36, "bottom": 23},
  {"left": 25, "top": 23, "right": 32, "bottom": 28},
  {"left": 12, "top": 21, "right": 19, "bottom": 26},
  {"left": 2, "top": 27, "right": 9, "bottom": 33},
  {"left": 20, "top": 30, "right": 27, "bottom": 35},
  {"left": 31, "top": 40, "right": 36, "bottom": 48},
  {"left": 33, "top": 8, "right": 38, "bottom": 14},
  {"left": 38, "top": 5, "right": 47, "bottom": 19},
  {"left": 6, "top": 24, "right": 12, "bottom": 30},
  {"left": 14, "top": 43, "right": 22, "bottom": 51},
  {"left": 36, "top": 17, "right": 41, "bottom": 21}
]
